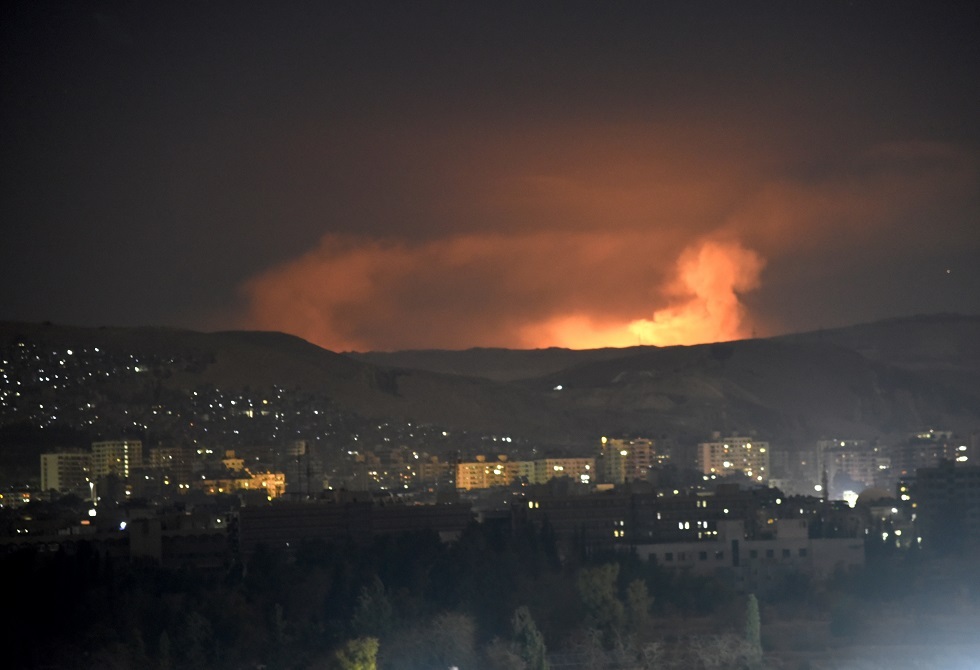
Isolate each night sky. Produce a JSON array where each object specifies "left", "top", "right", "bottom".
[{"left": 2, "top": 1, "right": 978, "bottom": 351}]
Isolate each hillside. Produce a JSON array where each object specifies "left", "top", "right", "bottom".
[
  {"left": 2, "top": 315, "right": 979, "bottom": 455},
  {"left": 350, "top": 346, "right": 644, "bottom": 382},
  {"left": 0, "top": 321, "right": 576, "bottom": 442}
]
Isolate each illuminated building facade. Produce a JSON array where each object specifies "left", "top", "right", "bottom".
[
  {"left": 456, "top": 455, "right": 596, "bottom": 490},
  {"left": 456, "top": 455, "right": 522, "bottom": 490},
  {"left": 531, "top": 457, "right": 595, "bottom": 485},
  {"left": 697, "top": 436, "right": 770, "bottom": 482},
  {"left": 597, "top": 437, "right": 663, "bottom": 484},
  {"left": 197, "top": 470, "right": 286, "bottom": 499}
]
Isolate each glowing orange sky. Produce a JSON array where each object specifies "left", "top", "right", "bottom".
[
  {"left": 4, "top": 4, "right": 978, "bottom": 338},
  {"left": 240, "top": 123, "right": 977, "bottom": 351}
]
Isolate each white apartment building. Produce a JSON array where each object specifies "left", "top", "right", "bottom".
[{"left": 40, "top": 452, "right": 92, "bottom": 495}]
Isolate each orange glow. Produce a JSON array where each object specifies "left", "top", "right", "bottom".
[
  {"left": 520, "top": 240, "right": 764, "bottom": 348},
  {"left": 237, "top": 123, "right": 975, "bottom": 351}
]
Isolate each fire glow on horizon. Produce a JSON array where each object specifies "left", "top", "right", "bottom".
[
  {"left": 237, "top": 128, "right": 975, "bottom": 353},
  {"left": 242, "top": 235, "right": 764, "bottom": 352},
  {"left": 519, "top": 240, "right": 764, "bottom": 349}
]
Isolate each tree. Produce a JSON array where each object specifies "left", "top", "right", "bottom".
[
  {"left": 576, "top": 563, "right": 626, "bottom": 645},
  {"left": 351, "top": 576, "right": 394, "bottom": 638},
  {"left": 512, "top": 606, "right": 548, "bottom": 670},
  {"left": 331, "top": 637, "right": 379, "bottom": 670},
  {"left": 625, "top": 579, "right": 653, "bottom": 637}
]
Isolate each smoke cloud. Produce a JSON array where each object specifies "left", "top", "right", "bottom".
[
  {"left": 242, "top": 233, "right": 764, "bottom": 352},
  {"left": 520, "top": 240, "right": 764, "bottom": 348},
  {"left": 238, "top": 126, "right": 977, "bottom": 352}
]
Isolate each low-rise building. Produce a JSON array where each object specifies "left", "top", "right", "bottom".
[
  {"left": 195, "top": 469, "right": 286, "bottom": 499},
  {"left": 456, "top": 455, "right": 522, "bottom": 490},
  {"left": 635, "top": 518, "right": 865, "bottom": 594}
]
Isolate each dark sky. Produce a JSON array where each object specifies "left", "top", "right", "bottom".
[{"left": 2, "top": 1, "right": 978, "bottom": 351}]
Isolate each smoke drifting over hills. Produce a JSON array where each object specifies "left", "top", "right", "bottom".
[{"left": 240, "top": 129, "right": 973, "bottom": 352}]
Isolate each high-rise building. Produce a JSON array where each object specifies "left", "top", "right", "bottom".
[
  {"left": 816, "top": 439, "right": 891, "bottom": 497},
  {"left": 697, "top": 436, "right": 770, "bottom": 482},
  {"left": 91, "top": 440, "right": 143, "bottom": 480},
  {"left": 891, "top": 431, "right": 955, "bottom": 478},
  {"left": 40, "top": 452, "right": 92, "bottom": 495},
  {"left": 597, "top": 437, "right": 662, "bottom": 484},
  {"left": 913, "top": 461, "right": 980, "bottom": 553},
  {"left": 147, "top": 446, "right": 192, "bottom": 487}
]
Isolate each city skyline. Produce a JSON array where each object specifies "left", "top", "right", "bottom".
[{"left": 2, "top": 1, "right": 978, "bottom": 351}]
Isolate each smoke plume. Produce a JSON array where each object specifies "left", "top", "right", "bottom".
[{"left": 241, "top": 233, "right": 764, "bottom": 351}]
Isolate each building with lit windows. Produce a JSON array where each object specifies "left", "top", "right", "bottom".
[
  {"left": 91, "top": 440, "right": 143, "bottom": 480},
  {"left": 456, "top": 455, "right": 597, "bottom": 490},
  {"left": 635, "top": 518, "right": 864, "bottom": 594},
  {"left": 531, "top": 457, "right": 595, "bottom": 485},
  {"left": 597, "top": 437, "right": 663, "bottom": 484},
  {"left": 456, "top": 455, "right": 523, "bottom": 490},
  {"left": 891, "top": 431, "right": 956, "bottom": 478},
  {"left": 913, "top": 461, "right": 980, "bottom": 553},
  {"left": 697, "top": 436, "right": 770, "bottom": 482},
  {"left": 817, "top": 439, "right": 891, "bottom": 497},
  {"left": 40, "top": 451, "right": 92, "bottom": 495},
  {"left": 196, "top": 470, "right": 286, "bottom": 499},
  {"left": 147, "top": 446, "right": 192, "bottom": 487}
]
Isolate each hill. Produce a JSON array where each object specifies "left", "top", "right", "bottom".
[
  {"left": 2, "top": 315, "right": 978, "bottom": 457},
  {"left": 353, "top": 314, "right": 980, "bottom": 444}
]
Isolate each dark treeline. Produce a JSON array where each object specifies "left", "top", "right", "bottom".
[
  {"left": 2, "top": 520, "right": 738, "bottom": 669},
  {"left": 4, "top": 522, "right": 977, "bottom": 669}
]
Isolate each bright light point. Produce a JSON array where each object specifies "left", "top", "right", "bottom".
[
  {"left": 553, "top": 384, "right": 563, "bottom": 391},
  {"left": 814, "top": 484, "right": 823, "bottom": 492}
]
